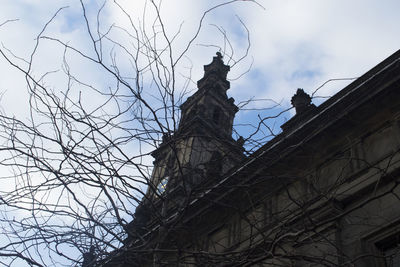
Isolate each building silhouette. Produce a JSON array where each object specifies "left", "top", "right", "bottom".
[{"left": 99, "top": 49, "right": 400, "bottom": 266}]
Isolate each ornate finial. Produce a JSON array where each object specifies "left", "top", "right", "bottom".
[
  {"left": 291, "top": 89, "right": 312, "bottom": 114},
  {"left": 203, "top": 52, "right": 230, "bottom": 80}
]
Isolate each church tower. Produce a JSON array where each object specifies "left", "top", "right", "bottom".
[
  {"left": 150, "top": 53, "right": 244, "bottom": 200},
  {"left": 125, "top": 53, "right": 244, "bottom": 258},
  {"left": 130, "top": 53, "right": 245, "bottom": 234}
]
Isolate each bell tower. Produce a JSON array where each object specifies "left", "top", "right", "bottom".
[
  {"left": 128, "top": 52, "right": 245, "bottom": 247},
  {"left": 149, "top": 52, "right": 244, "bottom": 205}
]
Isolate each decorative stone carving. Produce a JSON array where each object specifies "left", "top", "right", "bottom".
[
  {"left": 281, "top": 88, "right": 316, "bottom": 132},
  {"left": 291, "top": 88, "right": 313, "bottom": 114}
]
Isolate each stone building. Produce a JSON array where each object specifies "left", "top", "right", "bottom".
[{"left": 99, "top": 49, "right": 400, "bottom": 266}]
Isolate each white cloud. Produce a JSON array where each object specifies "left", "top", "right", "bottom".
[
  {"left": 224, "top": 0, "right": 400, "bottom": 105},
  {"left": 1, "top": 0, "right": 399, "bottom": 111}
]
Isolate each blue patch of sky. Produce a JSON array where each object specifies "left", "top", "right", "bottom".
[
  {"left": 290, "top": 69, "right": 321, "bottom": 81},
  {"left": 60, "top": 1, "right": 108, "bottom": 33},
  {"left": 230, "top": 67, "right": 273, "bottom": 99},
  {"left": 283, "top": 43, "right": 325, "bottom": 81},
  {"left": 232, "top": 67, "right": 293, "bottom": 151},
  {"left": 60, "top": 10, "right": 83, "bottom": 33},
  {"left": 229, "top": 63, "right": 288, "bottom": 151},
  {"left": 245, "top": 68, "right": 267, "bottom": 81},
  {"left": 229, "top": 49, "right": 323, "bottom": 151},
  {"left": 233, "top": 104, "right": 291, "bottom": 153}
]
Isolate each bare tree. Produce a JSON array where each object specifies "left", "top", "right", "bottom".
[
  {"left": 2, "top": 1, "right": 397, "bottom": 267},
  {"left": 0, "top": 0, "right": 266, "bottom": 266}
]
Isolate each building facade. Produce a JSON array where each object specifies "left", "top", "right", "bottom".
[{"left": 99, "top": 50, "right": 400, "bottom": 267}]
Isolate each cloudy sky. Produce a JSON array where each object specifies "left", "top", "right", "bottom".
[
  {"left": 1, "top": 0, "right": 399, "bottom": 120},
  {"left": 1, "top": 0, "right": 399, "bottom": 139}
]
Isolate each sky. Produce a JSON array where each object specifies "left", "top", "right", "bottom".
[
  {"left": 0, "top": 0, "right": 399, "bottom": 266},
  {"left": 1, "top": 0, "right": 399, "bottom": 139}
]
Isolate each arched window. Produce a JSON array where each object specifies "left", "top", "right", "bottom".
[{"left": 157, "top": 176, "right": 169, "bottom": 195}]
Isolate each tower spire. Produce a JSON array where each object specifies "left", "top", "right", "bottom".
[
  {"left": 179, "top": 53, "right": 237, "bottom": 136},
  {"left": 197, "top": 52, "right": 231, "bottom": 94}
]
